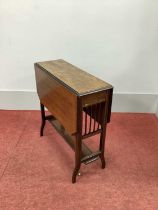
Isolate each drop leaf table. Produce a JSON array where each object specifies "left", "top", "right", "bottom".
[{"left": 34, "top": 59, "right": 113, "bottom": 183}]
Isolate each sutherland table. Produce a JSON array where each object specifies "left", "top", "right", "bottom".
[{"left": 34, "top": 59, "right": 113, "bottom": 183}]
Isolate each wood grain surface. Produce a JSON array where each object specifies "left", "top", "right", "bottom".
[
  {"left": 35, "top": 65, "right": 77, "bottom": 134},
  {"left": 36, "top": 59, "right": 112, "bottom": 96}
]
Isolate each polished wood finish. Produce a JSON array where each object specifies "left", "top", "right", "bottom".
[
  {"left": 36, "top": 59, "right": 112, "bottom": 96},
  {"left": 40, "top": 103, "right": 45, "bottom": 136},
  {"left": 35, "top": 64, "right": 77, "bottom": 134},
  {"left": 48, "top": 116, "right": 93, "bottom": 160},
  {"left": 34, "top": 59, "right": 113, "bottom": 183},
  {"left": 72, "top": 97, "right": 82, "bottom": 183}
]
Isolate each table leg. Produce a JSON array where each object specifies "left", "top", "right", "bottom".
[
  {"left": 99, "top": 92, "right": 109, "bottom": 169},
  {"left": 72, "top": 135, "right": 81, "bottom": 183},
  {"left": 99, "top": 127, "right": 106, "bottom": 169},
  {"left": 40, "top": 103, "right": 46, "bottom": 136}
]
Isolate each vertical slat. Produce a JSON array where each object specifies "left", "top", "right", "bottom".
[
  {"left": 85, "top": 108, "right": 88, "bottom": 135},
  {"left": 93, "top": 104, "right": 97, "bottom": 132},
  {"left": 89, "top": 105, "right": 92, "bottom": 133},
  {"left": 97, "top": 103, "right": 101, "bottom": 130},
  {"left": 83, "top": 102, "right": 105, "bottom": 136}
]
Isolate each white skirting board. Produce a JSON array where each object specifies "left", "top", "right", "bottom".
[
  {"left": 0, "top": 90, "right": 158, "bottom": 115},
  {"left": 112, "top": 93, "right": 158, "bottom": 114}
]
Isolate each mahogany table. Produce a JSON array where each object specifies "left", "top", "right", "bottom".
[{"left": 34, "top": 59, "right": 113, "bottom": 183}]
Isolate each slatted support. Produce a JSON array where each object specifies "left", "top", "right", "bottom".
[
  {"left": 39, "top": 91, "right": 111, "bottom": 183},
  {"left": 82, "top": 101, "right": 105, "bottom": 137},
  {"left": 46, "top": 115, "right": 100, "bottom": 165}
]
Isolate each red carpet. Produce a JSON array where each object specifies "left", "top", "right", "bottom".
[{"left": 0, "top": 110, "right": 158, "bottom": 210}]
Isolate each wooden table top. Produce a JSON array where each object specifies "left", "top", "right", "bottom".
[{"left": 36, "top": 59, "right": 112, "bottom": 96}]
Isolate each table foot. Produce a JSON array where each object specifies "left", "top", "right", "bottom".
[
  {"left": 72, "top": 164, "right": 81, "bottom": 183},
  {"left": 40, "top": 122, "right": 45, "bottom": 136},
  {"left": 100, "top": 155, "right": 106, "bottom": 169}
]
